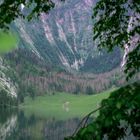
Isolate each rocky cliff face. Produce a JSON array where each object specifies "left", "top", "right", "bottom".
[
  {"left": 13, "top": 0, "right": 121, "bottom": 72},
  {"left": 0, "top": 57, "right": 17, "bottom": 98}
]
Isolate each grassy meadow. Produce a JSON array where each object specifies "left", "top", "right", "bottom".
[
  {"left": 0, "top": 31, "right": 18, "bottom": 53},
  {"left": 20, "top": 89, "right": 115, "bottom": 120}
]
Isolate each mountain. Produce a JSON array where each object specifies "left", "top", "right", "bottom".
[
  {"left": 0, "top": 0, "right": 124, "bottom": 105},
  {"left": 12, "top": 0, "right": 121, "bottom": 72}
]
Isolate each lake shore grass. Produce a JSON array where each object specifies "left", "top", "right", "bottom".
[{"left": 20, "top": 89, "right": 115, "bottom": 120}]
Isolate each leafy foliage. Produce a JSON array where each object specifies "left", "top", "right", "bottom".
[
  {"left": 0, "top": 0, "right": 55, "bottom": 30},
  {"left": 66, "top": 1, "right": 140, "bottom": 138},
  {"left": 65, "top": 81, "right": 140, "bottom": 140},
  {"left": 125, "top": 43, "right": 140, "bottom": 80},
  {"left": 92, "top": 0, "right": 140, "bottom": 79}
]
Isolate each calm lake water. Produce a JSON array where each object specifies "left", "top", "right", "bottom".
[{"left": 0, "top": 109, "right": 80, "bottom": 140}]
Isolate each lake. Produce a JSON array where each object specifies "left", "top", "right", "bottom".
[
  {"left": 0, "top": 109, "right": 80, "bottom": 140},
  {"left": 0, "top": 92, "right": 109, "bottom": 140}
]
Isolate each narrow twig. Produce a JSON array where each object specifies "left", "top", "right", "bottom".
[{"left": 72, "top": 106, "right": 104, "bottom": 137}]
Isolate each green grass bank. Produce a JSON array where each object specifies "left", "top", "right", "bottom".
[{"left": 20, "top": 89, "right": 115, "bottom": 120}]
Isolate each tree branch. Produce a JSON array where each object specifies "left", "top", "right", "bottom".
[{"left": 72, "top": 105, "right": 105, "bottom": 136}]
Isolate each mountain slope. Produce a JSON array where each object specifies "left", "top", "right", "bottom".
[{"left": 12, "top": 0, "right": 121, "bottom": 72}]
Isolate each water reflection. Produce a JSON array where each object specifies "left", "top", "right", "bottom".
[
  {"left": 0, "top": 109, "right": 17, "bottom": 140},
  {"left": 0, "top": 109, "right": 80, "bottom": 140}
]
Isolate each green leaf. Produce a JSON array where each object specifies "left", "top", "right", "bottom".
[{"left": 116, "top": 102, "right": 121, "bottom": 109}]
